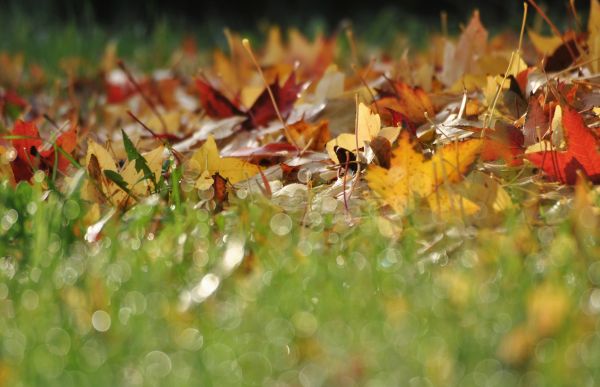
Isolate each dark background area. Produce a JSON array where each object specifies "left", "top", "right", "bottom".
[{"left": 0, "top": 0, "right": 571, "bottom": 30}]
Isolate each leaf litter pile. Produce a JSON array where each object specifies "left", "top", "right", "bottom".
[{"left": 2, "top": 2, "right": 600, "bottom": 385}]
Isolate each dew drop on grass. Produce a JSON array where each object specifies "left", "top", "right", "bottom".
[
  {"left": 588, "top": 262, "right": 600, "bottom": 286},
  {"left": 144, "top": 350, "right": 172, "bottom": 378},
  {"left": 181, "top": 178, "right": 195, "bottom": 193},
  {"left": 297, "top": 240, "right": 313, "bottom": 256},
  {"left": 45, "top": 327, "right": 71, "bottom": 356},
  {"left": 91, "top": 310, "right": 111, "bottom": 332},
  {"left": 26, "top": 202, "right": 37, "bottom": 215},
  {"left": 4, "top": 147, "right": 17, "bottom": 162},
  {"left": 192, "top": 273, "right": 220, "bottom": 302},
  {"left": 292, "top": 311, "right": 318, "bottom": 338},
  {"left": 198, "top": 187, "right": 214, "bottom": 200},
  {"left": 321, "top": 196, "right": 337, "bottom": 213},
  {"left": 176, "top": 328, "right": 204, "bottom": 351},
  {"left": 21, "top": 289, "right": 39, "bottom": 311},
  {"left": 588, "top": 289, "right": 600, "bottom": 314},
  {"left": 33, "top": 170, "right": 45, "bottom": 183},
  {"left": 236, "top": 187, "right": 248, "bottom": 199},
  {"left": 63, "top": 200, "right": 80, "bottom": 220},
  {"left": 270, "top": 213, "right": 292, "bottom": 236},
  {"left": 298, "top": 168, "right": 312, "bottom": 184},
  {"left": 222, "top": 235, "right": 245, "bottom": 271},
  {"left": 1, "top": 209, "right": 18, "bottom": 231},
  {"left": 307, "top": 211, "right": 322, "bottom": 228}
]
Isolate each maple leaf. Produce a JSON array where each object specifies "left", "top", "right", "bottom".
[
  {"left": 480, "top": 125, "right": 524, "bottom": 166},
  {"left": 196, "top": 73, "right": 302, "bottom": 130},
  {"left": 285, "top": 119, "right": 331, "bottom": 151},
  {"left": 526, "top": 107, "right": 600, "bottom": 184},
  {"left": 83, "top": 140, "right": 164, "bottom": 207},
  {"left": 439, "top": 11, "right": 488, "bottom": 86},
  {"left": 8, "top": 120, "right": 77, "bottom": 182},
  {"left": 243, "top": 73, "right": 302, "bottom": 129},
  {"left": 326, "top": 102, "right": 400, "bottom": 164},
  {"left": 375, "top": 82, "right": 435, "bottom": 127},
  {"left": 189, "top": 135, "right": 261, "bottom": 189},
  {"left": 195, "top": 78, "right": 244, "bottom": 119},
  {"left": 366, "top": 131, "right": 482, "bottom": 216}
]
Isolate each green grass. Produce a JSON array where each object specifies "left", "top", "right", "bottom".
[{"left": 1, "top": 176, "right": 600, "bottom": 386}]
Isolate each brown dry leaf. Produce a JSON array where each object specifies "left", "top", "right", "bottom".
[
  {"left": 285, "top": 119, "right": 331, "bottom": 151},
  {"left": 439, "top": 11, "right": 488, "bottom": 86},
  {"left": 366, "top": 131, "right": 482, "bottom": 217}
]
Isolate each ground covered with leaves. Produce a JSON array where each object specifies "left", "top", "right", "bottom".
[{"left": 2, "top": 2, "right": 600, "bottom": 386}]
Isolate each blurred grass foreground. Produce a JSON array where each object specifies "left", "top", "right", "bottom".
[{"left": 2, "top": 2, "right": 600, "bottom": 386}]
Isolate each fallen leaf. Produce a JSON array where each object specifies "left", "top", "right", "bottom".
[
  {"left": 285, "top": 119, "right": 331, "bottom": 150},
  {"left": 439, "top": 11, "right": 488, "bottom": 86},
  {"left": 375, "top": 81, "right": 435, "bottom": 127},
  {"left": 196, "top": 78, "right": 244, "bottom": 119},
  {"left": 326, "top": 102, "right": 400, "bottom": 163},
  {"left": 9, "top": 120, "right": 77, "bottom": 182},
  {"left": 190, "top": 135, "right": 261, "bottom": 188},
  {"left": 83, "top": 139, "right": 164, "bottom": 206},
  {"left": 528, "top": 30, "right": 563, "bottom": 56},
  {"left": 366, "top": 131, "right": 482, "bottom": 216},
  {"left": 526, "top": 107, "right": 600, "bottom": 184}
]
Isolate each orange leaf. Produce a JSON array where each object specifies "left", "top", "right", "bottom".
[{"left": 526, "top": 107, "right": 600, "bottom": 184}]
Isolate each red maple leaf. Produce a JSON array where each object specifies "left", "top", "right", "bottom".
[
  {"left": 9, "top": 120, "right": 78, "bottom": 182},
  {"left": 196, "top": 73, "right": 302, "bottom": 130},
  {"left": 244, "top": 73, "right": 302, "bottom": 129},
  {"left": 481, "top": 125, "right": 525, "bottom": 166},
  {"left": 195, "top": 78, "right": 244, "bottom": 119},
  {"left": 526, "top": 107, "right": 600, "bottom": 184}
]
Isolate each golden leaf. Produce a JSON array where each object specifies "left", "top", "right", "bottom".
[
  {"left": 528, "top": 30, "right": 563, "bottom": 56},
  {"left": 285, "top": 119, "right": 331, "bottom": 151},
  {"left": 366, "top": 131, "right": 482, "bottom": 216},
  {"left": 326, "top": 102, "right": 399, "bottom": 163},
  {"left": 0, "top": 146, "right": 15, "bottom": 185},
  {"left": 190, "top": 135, "right": 261, "bottom": 188},
  {"left": 83, "top": 140, "right": 164, "bottom": 207}
]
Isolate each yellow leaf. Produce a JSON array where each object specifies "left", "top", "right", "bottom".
[
  {"left": 366, "top": 131, "right": 482, "bottom": 215},
  {"left": 190, "top": 135, "right": 261, "bottom": 186},
  {"left": 528, "top": 30, "right": 563, "bottom": 55},
  {"left": 524, "top": 140, "right": 553, "bottom": 154},
  {"left": 462, "top": 173, "right": 513, "bottom": 214},
  {"left": 145, "top": 111, "right": 181, "bottom": 134},
  {"left": 261, "top": 26, "right": 285, "bottom": 66},
  {"left": 426, "top": 187, "right": 480, "bottom": 219},
  {"left": 85, "top": 140, "right": 118, "bottom": 173},
  {"left": 83, "top": 140, "right": 165, "bottom": 207},
  {"left": 195, "top": 170, "right": 214, "bottom": 190},
  {"left": 240, "top": 85, "right": 264, "bottom": 108},
  {"left": 119, "top": 145, "right": 165, "bottom": 198},
  {"left": 0, "top": 146, "right": 15, "bottom": 185},
  {"left": 326, "top": 102, "right": 399, "bottom": 163},
  {"left": 285, "top": 119, "right": 331, "bottom": 150}
]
